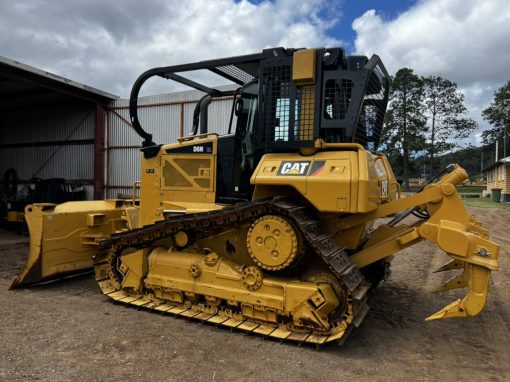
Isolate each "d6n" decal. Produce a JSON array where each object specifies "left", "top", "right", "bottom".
[{"left": 277, "top": 161, "right": 311, "bottom": 176}]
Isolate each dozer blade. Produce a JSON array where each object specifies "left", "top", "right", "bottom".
[
  {"left": 427, "top": 264, "right": 491, "bottom": 320},
  {"left": 9, "top": 201, "right": 125, "bottom": 289}
]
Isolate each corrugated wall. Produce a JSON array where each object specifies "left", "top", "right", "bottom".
[
  {"left": 0, "top": 103, "right": 96, "bottom": 199},
  {"left": 0, "top": 86, "right": 240, "bottom": 200},
  {"left": 105, "top": 85, "right": 238, "bottom": 198}
]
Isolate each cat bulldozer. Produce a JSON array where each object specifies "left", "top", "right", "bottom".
[{"left": 10, "top": 47, "right": 500, "bottom": 346}]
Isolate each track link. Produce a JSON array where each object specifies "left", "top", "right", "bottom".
[{"left": 93, "top": 197, "right": 370, "bottom": 347}]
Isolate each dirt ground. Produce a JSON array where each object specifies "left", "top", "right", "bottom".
[{"left": 1, "top": 206, "right": 509, "bottom": 382}]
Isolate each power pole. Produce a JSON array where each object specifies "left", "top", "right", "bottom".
[
  {"left": 504, "top": 126, "right": 507, "bottom": 158},
  {"left": 481, "top": 150, "right": 483, "bottom": 178}
]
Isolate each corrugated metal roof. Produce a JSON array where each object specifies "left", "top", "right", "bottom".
[
  {"left": 483, "top": 156, "right": 510, "bottom": 172},
  {"left": 0, "top": 56, "right": 118, "bottom": 100},
  {"left": 0, "top": 55, "right": 118, "bottom": 109}
]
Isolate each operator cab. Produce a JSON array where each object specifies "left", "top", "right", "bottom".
[
  {"left": 128, "top": 47, "right": 390, "bottom": 204},
  {"left": 216, "top": 81, "right": 258, "bottom": 202}
]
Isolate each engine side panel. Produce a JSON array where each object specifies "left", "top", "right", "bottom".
[
  {"left": 139, "top": 136, "right": 220, "bottom": 226},
  {"left": 251, "top": 145, "right": 394, "bottom": 213}
]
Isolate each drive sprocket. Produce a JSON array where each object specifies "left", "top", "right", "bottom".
[{"left": 246, "top": 214, "right": 301, "bottom": 271}]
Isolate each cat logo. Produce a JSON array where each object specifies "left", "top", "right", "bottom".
[{"left": 278, "top": 161, "right": 311, "bottom": 176}]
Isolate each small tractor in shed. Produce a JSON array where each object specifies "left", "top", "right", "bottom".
[{"left": 10, "top": 47, "right": 500, "bottom": 346}]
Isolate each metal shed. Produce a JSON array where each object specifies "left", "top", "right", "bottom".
[
  {"left": 0, "top": 56, "right": 239, "bottom": 204},
  {"left": 104, "top": 85, "right": 237, "bottom": 198},
  {"left": 0, "top": 56, "right": 117, "bottom": 201}
]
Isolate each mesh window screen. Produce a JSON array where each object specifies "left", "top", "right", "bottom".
[
  {"left": 260, "top": 63, "right": 317, "bottom": 147},
  {"left": 296, "top": 85, "right": 315, "bottom": 141},
  {"left": 323, "top": 79, "right": 353, "bottom": 120},
  {"left": 261, "top": 65, "right": 291, "bottom": 143},
  {"left": 355, "top": 63, "right": 388, "bottom": 150}
]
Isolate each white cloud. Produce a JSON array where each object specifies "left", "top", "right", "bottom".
[
  {"left": 353, "top": 1, "right": 510, "bottom": 83},
  {"left": 3, "top": 0, "right": 506, "bottom": 149},
  {"left": 353, "top": 0, "right": 510, "bottom": 146},
  {"left": 0, "top": 0, "right": 342, "bottom": 97}
]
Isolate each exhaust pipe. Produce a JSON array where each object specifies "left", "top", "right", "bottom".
[{"left": 191, "top": 94, "right": 213, "bottom": 135}]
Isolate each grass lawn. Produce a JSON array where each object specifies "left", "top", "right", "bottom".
[
  {"left": 408, "top": 185, "right": 486, "bottom": 193},
  {"left": 456, "top": 185, "right": 486, "bottom": 193},
  {"left": 463, "top": 198, "right": 510, "bottom": 208}
]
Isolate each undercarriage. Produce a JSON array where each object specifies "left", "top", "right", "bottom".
[{"left": 94, "top": 198, "right": 371, "bottom": 346}]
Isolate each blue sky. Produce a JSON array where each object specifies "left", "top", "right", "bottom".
[{"left": 332, "top": 0, "right": 417, "bottom": 52}]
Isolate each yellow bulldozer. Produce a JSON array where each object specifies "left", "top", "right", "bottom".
[{"left": 10, "top": 47, "right": 500, "bottom": 346}]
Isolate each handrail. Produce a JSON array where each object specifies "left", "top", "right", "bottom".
[
  {"left": 177, "top": 132, "right": 219, "bottom": 143},
  {"left": 132, "top": 181, "right": 141, "bottom": 205}
]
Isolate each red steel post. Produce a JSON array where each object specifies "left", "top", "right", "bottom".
[{"left": 94, "top": 104, "right": 105, "bottom": 199}]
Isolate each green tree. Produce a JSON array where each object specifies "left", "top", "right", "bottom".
[
  {"left": 482, "top": 80, "right": 510, "bottom": 158},
  {"left": 382, "top": 68, "right": 426, "bottom": 191},
  {"left": 422, "top": 76, "right": 477, "bottom": 175}
]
